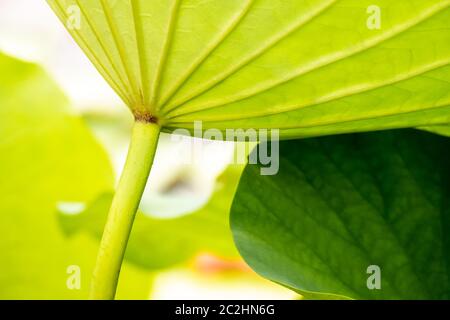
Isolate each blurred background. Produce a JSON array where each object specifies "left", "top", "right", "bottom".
[{"left": 0, "top": 0, "right": 295, "bottom": 299}]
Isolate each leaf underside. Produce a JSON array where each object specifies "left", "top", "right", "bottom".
[
  {"left": 47, "top": 0, "right": 450, "bottom": 139},
  {"left": 231, "top": 129, "right": 450, "bottom": 300}
]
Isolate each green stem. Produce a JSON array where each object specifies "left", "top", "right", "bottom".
[{"left": 90, "top": 120, "right": 160, "bottom": 300}]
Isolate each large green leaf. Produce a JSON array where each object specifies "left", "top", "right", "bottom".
[
  {"left": 231, "top": 129, "right": 450, "bottom": 299},
  {"left": 0, "top": 52, "right": 151, "bottom": 299},
  {"left": 59, "top": 165, "right": 243, "bottom": 269},
  {"left": 47, "top": 0, "right": 450, "bottom": 138},
  {"left": 421, "top": 124, "right": 450, "bottom": 137}
]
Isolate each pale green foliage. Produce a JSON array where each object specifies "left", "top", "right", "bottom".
[
  {"left": 0, "top": 52, "right": 152, "bottom": 299},
  {"left": 59, "top": 165, "right": 243, "bottom": 269}
]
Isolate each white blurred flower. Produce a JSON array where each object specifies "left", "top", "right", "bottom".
[{"left": 0, "top": 0, "right": 121, "bottom": 111}]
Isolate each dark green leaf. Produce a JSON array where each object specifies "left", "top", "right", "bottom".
[{"left": 231, "top": 129, "right": 450, "bottom": 299}]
